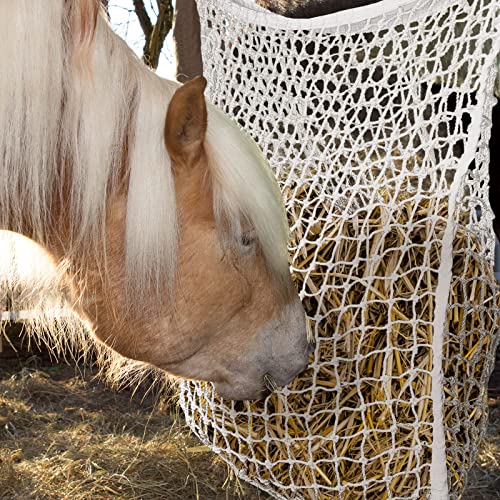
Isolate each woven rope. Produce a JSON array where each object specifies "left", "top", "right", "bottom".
[{"left": 180, "top": 0, "right": 500, "bottom": 498}]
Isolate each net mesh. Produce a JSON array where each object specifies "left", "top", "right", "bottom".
[{"left": 180, "top": 0, "right": 500, "bottom": 498}]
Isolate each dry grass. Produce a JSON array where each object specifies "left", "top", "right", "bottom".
[{"left": 0, "top": 340, "right": 268, "bottom": 500}]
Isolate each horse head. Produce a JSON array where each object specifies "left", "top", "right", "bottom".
[{"left": 91, "top": 77, "right": 312, "bottom": 400}]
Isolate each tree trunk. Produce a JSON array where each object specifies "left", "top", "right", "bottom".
[
  {"left": 131, "top": 0, "right": 173, "bottom": 71},
  {"left": 173, "top": 0, "right": 203, "bottom": 82}
]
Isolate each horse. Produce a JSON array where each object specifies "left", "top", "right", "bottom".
[{"left": 0, "top": 0, "right": 312, "bottom": 401}]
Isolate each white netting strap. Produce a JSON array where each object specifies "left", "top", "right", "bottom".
[
  {"left": 214, "top": 0, "right": 457, "bottom": 31},
  {"left": 428, "top": 61, "right": 495, "bottom": 500}
]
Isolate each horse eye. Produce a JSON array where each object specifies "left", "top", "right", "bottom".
[{"left": 241, "top": 232, "right": 256, "bottom": 247}]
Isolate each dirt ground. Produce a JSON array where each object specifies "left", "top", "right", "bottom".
[
  {"left": 0, "top": 326, "right": 498, "bottom": 499},
  {"left": 0, "top": 326, "right": 267, "bottom": 500}
]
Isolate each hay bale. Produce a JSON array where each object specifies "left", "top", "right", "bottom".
[{"left": 187, "top": 179, "right": 500, "bottom": 499}]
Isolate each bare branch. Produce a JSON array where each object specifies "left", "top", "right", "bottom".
[
  {"left": 129, "top": 0, "right": 173, "bottom": 70},
  {"left": 141, "top": 0, "right": 173, "bottom": 70},
  {"left": 132, "top": 0, "right": 153, "bottom": 39}
]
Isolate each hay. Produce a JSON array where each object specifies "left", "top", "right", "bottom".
[
  {"left": 0, "top": 358, "right": 256, "bottom": 500},
  {"left": 190, "top": 177, "right": 500, "bottom": 499}
]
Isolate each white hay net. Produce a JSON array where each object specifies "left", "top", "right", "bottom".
[{"left": 179, "top": 0, "right": 500, "bottom": 498}]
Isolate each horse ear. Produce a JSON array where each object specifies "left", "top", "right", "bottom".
[
  {"left": 69, "top": 0, "right": 100, "bottom": 72},
  {"left": 165, "top": 76, "right": 208, "bottom": 168}
]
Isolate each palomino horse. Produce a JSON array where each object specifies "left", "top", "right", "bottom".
[{"left": 0, "top": 0, "right": 311, "bottom": 400}]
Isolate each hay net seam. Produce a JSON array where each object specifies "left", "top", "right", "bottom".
[{"left": 179, "top": 0, "right": 500, "bottom": 498}]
